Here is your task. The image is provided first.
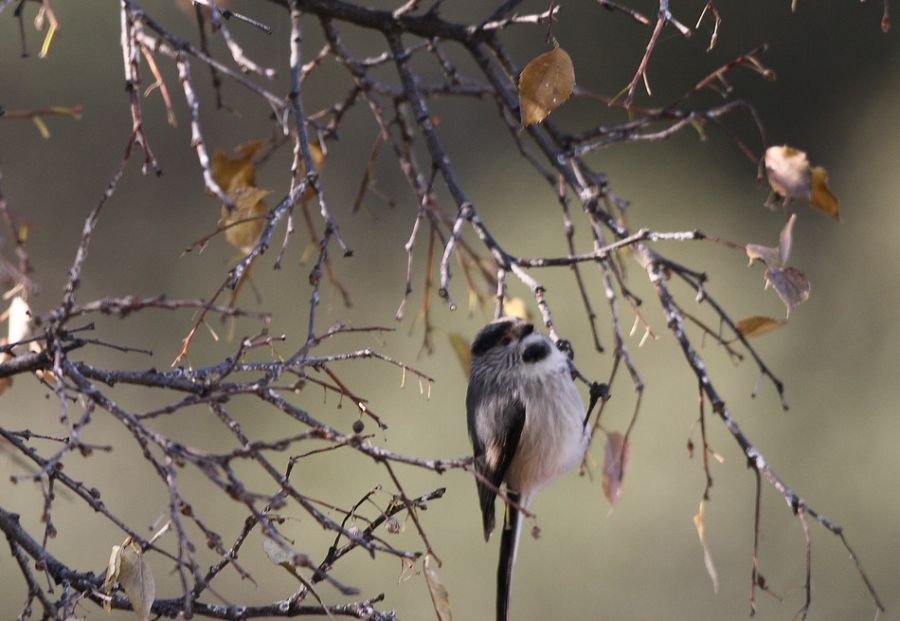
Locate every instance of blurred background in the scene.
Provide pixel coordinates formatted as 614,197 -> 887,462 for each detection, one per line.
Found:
1,1 -> 898,620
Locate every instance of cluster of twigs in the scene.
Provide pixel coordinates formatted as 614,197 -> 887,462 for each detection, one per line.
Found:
0,1 -> 887,619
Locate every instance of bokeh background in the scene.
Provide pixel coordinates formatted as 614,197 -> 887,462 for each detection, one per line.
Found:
1,1 -> 898,620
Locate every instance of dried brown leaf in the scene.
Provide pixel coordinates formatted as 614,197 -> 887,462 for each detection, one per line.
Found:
810,166 -> 841,221
745,243 -> 781,269
764,266 -> 811,317
423,555 -> 453,621
212,141 -> 264,192
601,431 -> 630,506
765,145 -> 811,201
747,214 -> 796,269
113,539 -> 155,621
399,557 -> 419,584
694,500 -> 719,593
101,543 -> 123,612
735,316 -> 786,338
220,187 -> 270,253
518,46 -> 575,127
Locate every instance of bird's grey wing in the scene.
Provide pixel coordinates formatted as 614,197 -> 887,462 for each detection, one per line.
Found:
466,381 -> 526,541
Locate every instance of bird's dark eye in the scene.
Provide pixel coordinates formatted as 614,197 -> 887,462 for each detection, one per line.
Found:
499,335 -> 512,346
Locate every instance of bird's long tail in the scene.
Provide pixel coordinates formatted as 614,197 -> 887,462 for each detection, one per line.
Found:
497,490 -> 523,621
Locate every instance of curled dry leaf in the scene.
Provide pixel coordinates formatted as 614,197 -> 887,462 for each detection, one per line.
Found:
735,316 -> 786,338
810,166 -> 841,221
764,266 -> 811,317
746,212 -> 789,270
263,534 -> 297,567
103,538 -> 155,621
220,187 -> 270,254
765,145 -> 811,202
601,431 -> 630,506
119,542 -> 156,621
423,555 -> 453,621
399,557 -> 419,584
101,543 -> 123,612
693,500 -> 719,594
745,243 -> 781,269
764,145 -> 841,220
518,46 -> 575,127
746,215 -> 810,315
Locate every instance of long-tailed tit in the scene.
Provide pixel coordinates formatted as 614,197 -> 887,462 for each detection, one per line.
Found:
466,317 -> 588,621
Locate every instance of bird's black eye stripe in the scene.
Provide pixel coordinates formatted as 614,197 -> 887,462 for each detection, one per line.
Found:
472,321 -> 515,356
522,341 -> 550,363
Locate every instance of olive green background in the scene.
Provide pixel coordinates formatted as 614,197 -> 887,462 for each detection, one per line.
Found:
1,2 -> 898,620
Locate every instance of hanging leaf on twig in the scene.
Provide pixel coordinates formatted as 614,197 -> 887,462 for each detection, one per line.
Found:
764,145 -> 841,220
735,316 -> 786,339
746,214 -> 811,317
764,266 -> 811,317
102,538 -> 156,621
601,431 -> 630,506
423,555 -> 453,621
219,187 -> 270,254
694,500 -> 719,593
810,166 -> 840,221
518,46 -> 575,127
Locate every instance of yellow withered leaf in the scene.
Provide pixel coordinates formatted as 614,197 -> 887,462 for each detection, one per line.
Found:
503,297 -> 531,321
735,316 -> 786,338
810,166 -> 841,221
220,187 -> 270,253
447,333 -> 472,377
212,141 -> 264,192
694,500 -> 719,594
518,46 -> 575,127
601,431 -> 630,506
423,555 -> 453,621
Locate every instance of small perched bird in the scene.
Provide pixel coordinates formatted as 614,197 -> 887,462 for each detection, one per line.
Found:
466,317 -> 588,621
